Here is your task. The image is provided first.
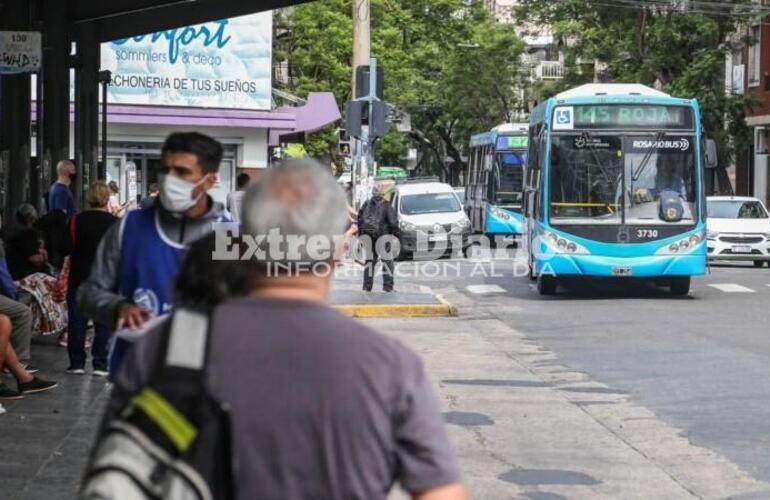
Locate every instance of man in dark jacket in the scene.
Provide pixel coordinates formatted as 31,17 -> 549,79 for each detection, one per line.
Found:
357,185 -> 399,292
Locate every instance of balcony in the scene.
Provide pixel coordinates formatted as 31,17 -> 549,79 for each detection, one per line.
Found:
532,61 -> 564,80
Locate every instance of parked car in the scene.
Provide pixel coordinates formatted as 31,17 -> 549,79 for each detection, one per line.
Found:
707,196 -> 770,267
392,180 -> 471,258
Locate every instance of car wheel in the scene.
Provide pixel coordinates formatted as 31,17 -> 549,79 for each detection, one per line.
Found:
753,260 -> 766,268
670,276 -> 691,296
537,274 -> 557,296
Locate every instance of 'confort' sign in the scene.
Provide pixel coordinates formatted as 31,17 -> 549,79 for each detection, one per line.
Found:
101,11 -> 272,110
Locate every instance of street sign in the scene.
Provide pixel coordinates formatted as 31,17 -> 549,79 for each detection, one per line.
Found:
0,31 -> 42,74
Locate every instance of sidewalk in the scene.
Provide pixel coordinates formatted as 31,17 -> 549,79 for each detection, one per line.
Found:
331,263 -> 456,317
376,314 -> 770,499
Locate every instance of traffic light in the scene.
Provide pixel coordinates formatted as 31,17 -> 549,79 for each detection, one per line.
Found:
355,65 -> 384,100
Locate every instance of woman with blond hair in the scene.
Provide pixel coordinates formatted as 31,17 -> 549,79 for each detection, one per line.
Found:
65,182 -> 117,376
106,181 -> 128,217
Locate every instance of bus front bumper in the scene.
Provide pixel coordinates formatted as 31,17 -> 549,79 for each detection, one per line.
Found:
535,253 -> 707,278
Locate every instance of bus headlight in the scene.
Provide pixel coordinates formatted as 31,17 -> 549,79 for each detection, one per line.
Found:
656,231 -> 704,255
540,230 -> 589,254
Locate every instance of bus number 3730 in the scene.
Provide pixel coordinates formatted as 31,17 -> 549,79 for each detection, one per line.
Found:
637,229 -> 659,239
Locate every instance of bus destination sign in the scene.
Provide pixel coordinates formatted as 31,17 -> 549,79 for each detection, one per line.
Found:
498,136 -> 529,149
553,105 -> 693,130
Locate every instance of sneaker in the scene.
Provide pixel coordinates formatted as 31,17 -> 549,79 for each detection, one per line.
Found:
18,377 -> 58,394
92,369 -> 109,378
66,367 -> 86,375
0,403 -> 6,415
3,363 -> 39,375
0,383 -> 24,400
57,332 -> 68,347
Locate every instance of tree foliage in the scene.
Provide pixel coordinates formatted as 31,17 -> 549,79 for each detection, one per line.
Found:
515,0 -> 756,165
274,0 -> 525,180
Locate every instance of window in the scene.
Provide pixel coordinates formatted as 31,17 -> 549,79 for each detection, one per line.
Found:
749,25 -> 761,87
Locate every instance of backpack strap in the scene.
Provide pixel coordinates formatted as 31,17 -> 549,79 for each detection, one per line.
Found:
130,308 -> 213,454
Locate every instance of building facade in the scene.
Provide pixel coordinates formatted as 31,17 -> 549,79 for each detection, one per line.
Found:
726,16 -> 770,205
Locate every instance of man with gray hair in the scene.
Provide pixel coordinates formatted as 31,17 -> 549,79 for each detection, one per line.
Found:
48,160 -> 77,216
106,159 -> 467,500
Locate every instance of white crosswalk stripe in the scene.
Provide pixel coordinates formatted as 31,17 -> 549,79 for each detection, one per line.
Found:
708,284 -> 756,293
466,285 -> 507,295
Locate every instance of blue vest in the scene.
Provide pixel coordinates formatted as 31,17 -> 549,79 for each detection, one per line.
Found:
119,206 -> 185,316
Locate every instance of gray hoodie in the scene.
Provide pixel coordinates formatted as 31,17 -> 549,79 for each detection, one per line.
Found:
77,196 -> 229,326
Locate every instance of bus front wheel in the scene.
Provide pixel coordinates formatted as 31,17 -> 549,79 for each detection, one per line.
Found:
670,276 -> 691,297
537,274 -> 557,296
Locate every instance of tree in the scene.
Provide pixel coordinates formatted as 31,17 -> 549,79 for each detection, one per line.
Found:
274,0 -> 525,180
515,0 -> 757,167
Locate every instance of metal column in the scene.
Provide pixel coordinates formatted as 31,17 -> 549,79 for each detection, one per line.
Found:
73,22 -> 99,209
41,0 -> 71,204
0,0 -> 32,219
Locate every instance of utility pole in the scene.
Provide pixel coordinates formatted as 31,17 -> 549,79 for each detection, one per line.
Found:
352,0 -> 370,95
351,0 -> 370,209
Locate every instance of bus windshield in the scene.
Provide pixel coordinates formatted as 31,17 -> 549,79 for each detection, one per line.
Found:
496,151 -> 526,205
550,134 -> 697,224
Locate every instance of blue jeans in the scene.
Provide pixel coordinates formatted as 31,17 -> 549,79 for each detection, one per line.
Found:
67,288 -> 111,370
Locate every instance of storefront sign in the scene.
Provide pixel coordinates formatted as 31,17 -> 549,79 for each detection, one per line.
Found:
0,31 -> 42,74
101,11 -> 272,110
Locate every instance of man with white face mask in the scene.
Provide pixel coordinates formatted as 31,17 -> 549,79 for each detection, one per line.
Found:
78,133 -> 231,346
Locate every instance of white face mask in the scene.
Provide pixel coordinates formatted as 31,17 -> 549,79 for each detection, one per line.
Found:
159,174 -> 208,213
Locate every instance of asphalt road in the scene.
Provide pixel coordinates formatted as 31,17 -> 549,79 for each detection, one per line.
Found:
374,253 -> 770,481
368,252 -> 770,485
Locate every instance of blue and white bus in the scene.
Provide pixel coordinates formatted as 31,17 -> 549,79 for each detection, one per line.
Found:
466,123 -> 529,239
524,84 -> 711,296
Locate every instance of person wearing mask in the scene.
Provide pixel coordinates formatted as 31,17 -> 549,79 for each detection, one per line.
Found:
226,172 -> 250,223
357,184 -> 400,292
102,160 -> 468,500
78,132 -> 231,373
48,160 -> 78,216
139,183 -> 160,209
65,182 -> 117,376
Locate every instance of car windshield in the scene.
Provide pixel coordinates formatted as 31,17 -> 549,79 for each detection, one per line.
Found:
401,193 -> 462,215
708,200 -> 769,219
496,151 -> 526,205
550,134 -> 697,224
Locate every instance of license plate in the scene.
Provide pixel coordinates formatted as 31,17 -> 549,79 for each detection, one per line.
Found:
429,233 -> 448,242
613,266 -> 632,277
732,245 -> 752,254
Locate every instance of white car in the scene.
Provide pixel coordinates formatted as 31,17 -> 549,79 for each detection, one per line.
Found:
707,196 -> 770,267
392,181 -> 472,257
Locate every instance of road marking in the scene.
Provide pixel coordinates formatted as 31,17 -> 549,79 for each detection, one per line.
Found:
708,284 -> 756,293
466,285 -> 507,295
419,285 -> 433,294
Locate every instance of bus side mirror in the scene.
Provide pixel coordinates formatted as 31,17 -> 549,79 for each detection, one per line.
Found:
705,139 -> 718,169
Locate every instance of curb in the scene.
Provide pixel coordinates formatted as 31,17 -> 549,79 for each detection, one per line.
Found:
334,295 -> 458,318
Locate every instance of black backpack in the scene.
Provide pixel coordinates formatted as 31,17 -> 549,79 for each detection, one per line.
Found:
359,198 -> 383,235
81,309 -> 234,500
